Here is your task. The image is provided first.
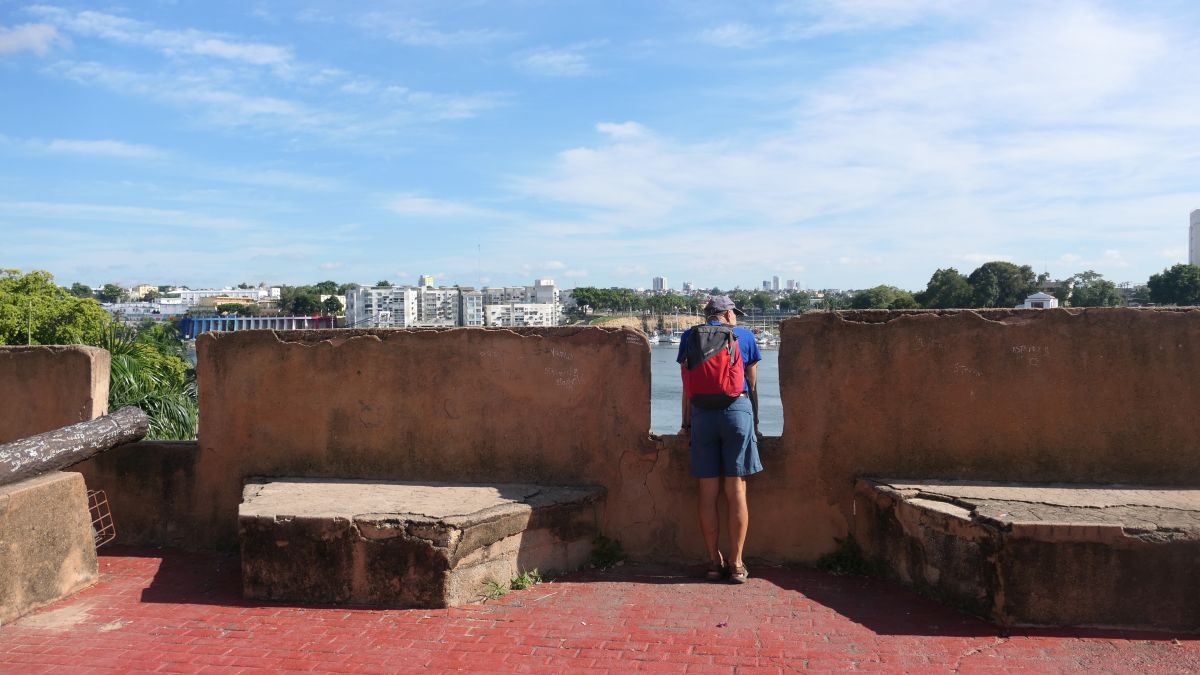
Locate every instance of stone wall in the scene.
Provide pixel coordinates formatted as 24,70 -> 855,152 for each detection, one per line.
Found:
0,346 -> 109,443
189,328 -> 653,548
73,309 -> 1200,563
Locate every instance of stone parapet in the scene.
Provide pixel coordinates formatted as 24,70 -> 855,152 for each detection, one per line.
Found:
0,346 -> 109,444
0,472 -> 98,625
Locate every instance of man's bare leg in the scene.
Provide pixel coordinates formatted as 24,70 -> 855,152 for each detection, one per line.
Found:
697,477 -> 722,565
723,476 -> 749,568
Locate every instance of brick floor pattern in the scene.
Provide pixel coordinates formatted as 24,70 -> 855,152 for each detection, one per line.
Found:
1,548 -> 1197,673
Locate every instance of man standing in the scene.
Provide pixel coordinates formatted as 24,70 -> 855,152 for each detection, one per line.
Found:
678,295 -> 762,584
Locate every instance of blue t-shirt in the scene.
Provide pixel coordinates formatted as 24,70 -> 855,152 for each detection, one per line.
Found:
676,320 -> 762,393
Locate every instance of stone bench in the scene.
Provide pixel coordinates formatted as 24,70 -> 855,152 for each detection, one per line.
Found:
238,478 -> 605,608
854,478 -> 1200,632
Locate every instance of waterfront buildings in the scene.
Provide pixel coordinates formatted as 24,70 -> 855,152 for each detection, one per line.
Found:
173,287 -> 279,306
345,278 -> 562,328
1191,209 -> 1199,266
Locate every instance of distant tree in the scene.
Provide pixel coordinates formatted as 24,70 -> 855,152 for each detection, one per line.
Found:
918,268 -> 972,308
321,296 -> 343,316
851,285 -> 918,309
240,303 -> 262,316
1148,264 -> 1200,305
157,285 -> 172,294
237,282 -> 253,289
97,283 -> 125,303
291,294 -> 321,315
376,280 -> 393,287
313,280 -> 339,295
747,291 -> 774,312
818,290 -> 852,310
967,261 -> 1036,308
1064,270 -> 1123,307
0,269 -> 110,345
216,303 -> 248,315
68,282 -> 93,298
777,290 -> 811,312
337,282 -> 360,296
142,289 -> 161,302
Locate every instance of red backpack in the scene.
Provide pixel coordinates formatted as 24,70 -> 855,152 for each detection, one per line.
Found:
682,325 -> 744,409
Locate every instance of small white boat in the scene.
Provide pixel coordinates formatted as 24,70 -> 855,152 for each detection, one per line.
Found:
667,330 -> 684,344
646,332 -> 661,344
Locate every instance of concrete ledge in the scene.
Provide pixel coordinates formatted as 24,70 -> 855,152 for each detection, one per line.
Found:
0,472 -> 98,626
239,478 -> 605,608
854,478 -> 1200,632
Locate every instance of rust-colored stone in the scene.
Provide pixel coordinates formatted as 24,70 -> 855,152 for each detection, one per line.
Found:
0,346 -> 109,444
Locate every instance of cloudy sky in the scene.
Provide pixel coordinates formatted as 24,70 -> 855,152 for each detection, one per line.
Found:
2,0 -> 1198,291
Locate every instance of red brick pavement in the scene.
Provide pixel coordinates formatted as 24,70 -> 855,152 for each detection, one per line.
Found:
0,548 -> 1196,673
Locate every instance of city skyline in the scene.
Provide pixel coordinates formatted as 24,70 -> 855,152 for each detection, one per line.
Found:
2,2 -> 1199,290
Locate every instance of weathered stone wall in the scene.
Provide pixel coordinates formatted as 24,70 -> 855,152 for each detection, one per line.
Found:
190,328 -> 654,548
0,346 -> 109,443
0,472 -> 98,625
72,309 -> 1200,564
776,308 -> 1200,558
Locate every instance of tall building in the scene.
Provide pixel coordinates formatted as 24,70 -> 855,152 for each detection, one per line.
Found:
1191,209 -> 1200,266
786,279 -> 796,290
682,281 -> 693,292
772,276 -> 780,292
418,274 -> 435,288
652,276 -> 668,292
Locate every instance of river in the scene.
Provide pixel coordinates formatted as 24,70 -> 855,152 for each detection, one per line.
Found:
649,343 -> 783,436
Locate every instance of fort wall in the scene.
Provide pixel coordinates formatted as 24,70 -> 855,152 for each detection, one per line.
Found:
40,308 -> 1200,561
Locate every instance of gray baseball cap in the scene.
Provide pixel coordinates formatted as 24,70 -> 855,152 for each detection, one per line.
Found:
704,295 -> 745,316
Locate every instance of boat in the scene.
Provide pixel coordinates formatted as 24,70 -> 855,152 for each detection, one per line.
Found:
667,330 -> 684,345
646,332 -> 660,345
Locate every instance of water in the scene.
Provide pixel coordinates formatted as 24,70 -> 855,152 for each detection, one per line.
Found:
649,343 -> 783,436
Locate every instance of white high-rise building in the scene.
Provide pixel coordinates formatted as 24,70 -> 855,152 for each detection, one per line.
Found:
772,276 -> 780,291
1191,209 -> 1200,266
652,276 -> 668,292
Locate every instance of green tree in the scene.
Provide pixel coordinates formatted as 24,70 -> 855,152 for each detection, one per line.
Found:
97,283 -> 125,303
0,269 -> 110,345
1065,270 -> 1123,307
778,290 -> 811,312
216,303 -> 250,315
1148,264 -> 1200,305
747,291 -> 774,312
337,282 -> 360,296
967,262 -> 1036,308
376,280 -> 393,287
918,268 -> 972,308
101,326 -> 197,440
69,282 -> 93,298
313,280 -> 339,295
142,288 -> 161,302
321,296 -> 343,316
851,285 -> 918,309
291,294 -> 321,315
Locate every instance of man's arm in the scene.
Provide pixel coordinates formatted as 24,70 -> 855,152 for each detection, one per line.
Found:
747,361 -> 760,435
680,363 -> 691,434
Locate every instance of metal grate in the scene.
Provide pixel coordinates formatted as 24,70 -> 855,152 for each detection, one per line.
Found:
87,489 -> 116,548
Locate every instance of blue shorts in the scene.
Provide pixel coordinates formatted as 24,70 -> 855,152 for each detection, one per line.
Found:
689,395 -> 763,479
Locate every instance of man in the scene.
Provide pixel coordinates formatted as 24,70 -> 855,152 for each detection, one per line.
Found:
677,295 -> 762,584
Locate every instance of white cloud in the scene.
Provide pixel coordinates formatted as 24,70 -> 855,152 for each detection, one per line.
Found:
0,200 -> 255,230
699,22 -> 762,48
0,22 -> 65,55
517,47 -> 591,77
319,262 -> 343,270
385,194 -> 497,219
596,121 -> 648,139
29,7 -> 293,68
357,13 -> 510,47
43,138 -> 164,159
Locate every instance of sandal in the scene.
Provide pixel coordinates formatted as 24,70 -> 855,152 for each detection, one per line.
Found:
705,556 -> 727,582
729,563 -> 749,584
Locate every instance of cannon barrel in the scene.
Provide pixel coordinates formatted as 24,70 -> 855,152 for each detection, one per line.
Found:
0,406 -> 150,487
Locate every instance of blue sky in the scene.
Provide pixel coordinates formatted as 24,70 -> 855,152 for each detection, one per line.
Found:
2,1 -> 1199,291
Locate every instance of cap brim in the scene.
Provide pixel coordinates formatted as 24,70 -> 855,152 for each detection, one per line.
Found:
731,307 -> 746,316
